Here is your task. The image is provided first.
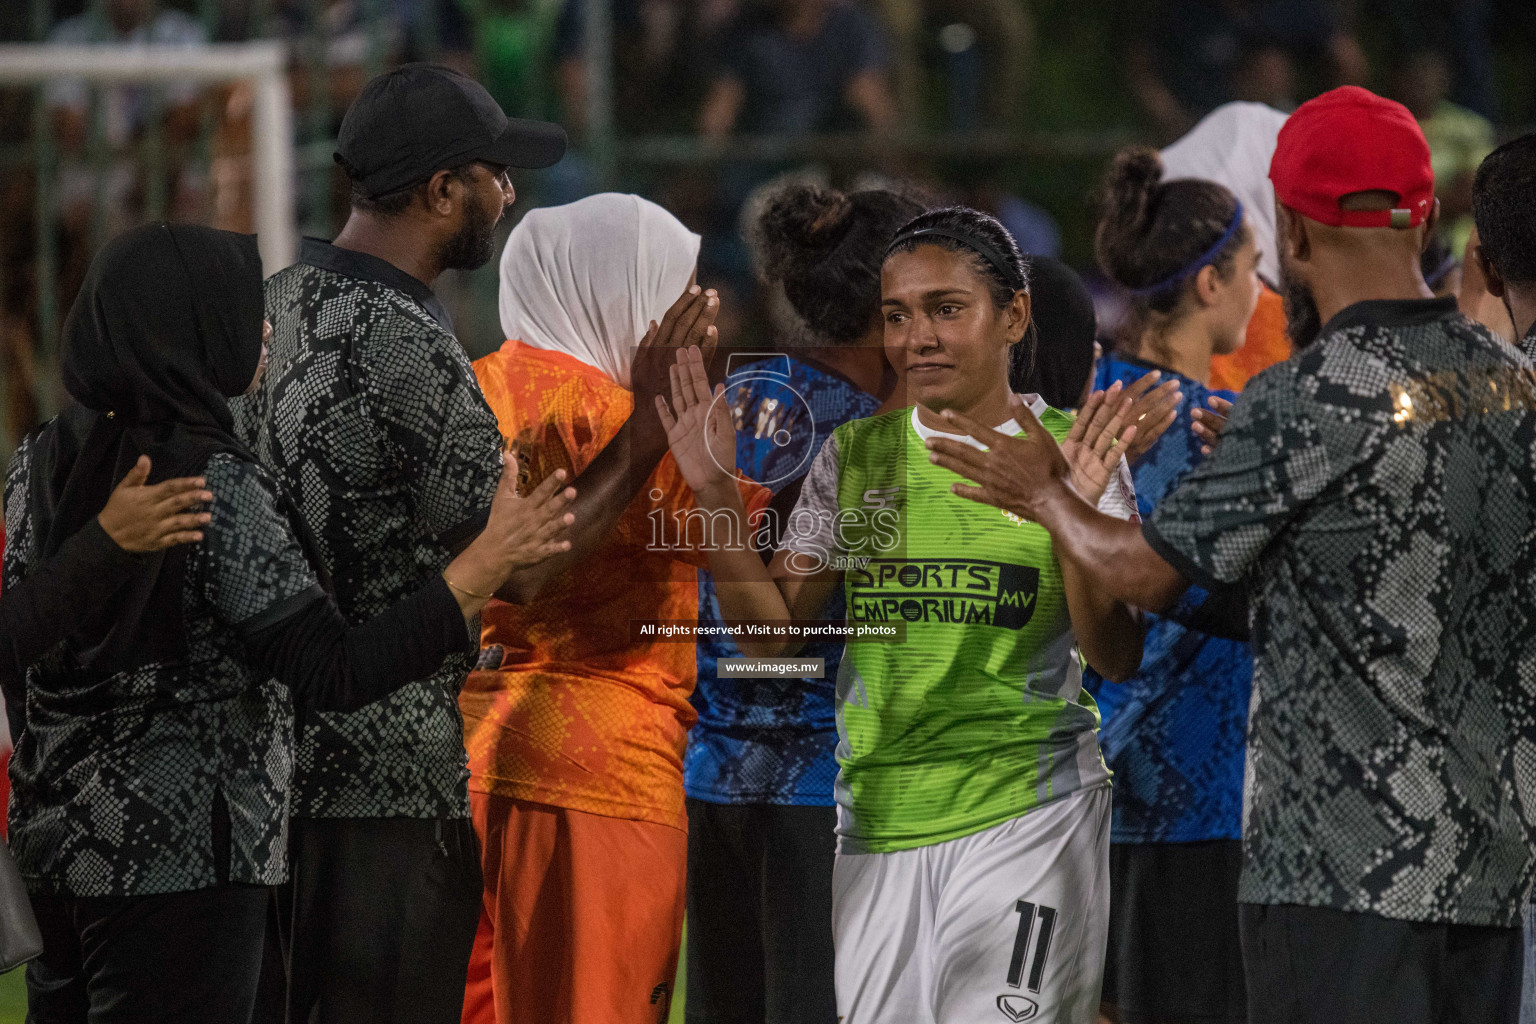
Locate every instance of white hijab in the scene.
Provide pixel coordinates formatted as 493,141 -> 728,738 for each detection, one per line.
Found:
498,193 -> 701,390
1161,101 -> 1290,289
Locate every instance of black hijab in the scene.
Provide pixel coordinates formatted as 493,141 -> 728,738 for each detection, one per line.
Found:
27,223 -> 318,678
1008,255 -> 1099,410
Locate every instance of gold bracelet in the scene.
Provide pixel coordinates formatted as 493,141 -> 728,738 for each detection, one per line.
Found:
442,574 -> 494,601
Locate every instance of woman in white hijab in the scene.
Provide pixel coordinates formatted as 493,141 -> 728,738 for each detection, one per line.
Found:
498,192 -> 703,388
462,193 -> 768,1024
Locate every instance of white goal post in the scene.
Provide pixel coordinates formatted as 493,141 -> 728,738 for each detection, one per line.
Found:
0,41 -> 297,275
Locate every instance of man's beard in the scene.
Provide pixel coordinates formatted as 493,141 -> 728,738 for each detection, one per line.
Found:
1279,267 -> 1324,349
436,190 -> 501,272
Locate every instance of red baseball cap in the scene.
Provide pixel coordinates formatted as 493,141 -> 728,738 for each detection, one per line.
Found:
1269,86 -> 1434,229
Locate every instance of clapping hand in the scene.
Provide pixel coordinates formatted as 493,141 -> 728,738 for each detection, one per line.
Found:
1190,395 -> 1232,455
441,455 -> 578,614
655,346 -> 736,499
1116,370 -> 1182,464
1059,384 -> 1139,505
632,285 -> 719,403
924,395 -> 1078,522
482,455 -> 577,572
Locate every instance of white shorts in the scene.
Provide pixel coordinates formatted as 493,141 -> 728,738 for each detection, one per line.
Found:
832,785 -> 1111,1024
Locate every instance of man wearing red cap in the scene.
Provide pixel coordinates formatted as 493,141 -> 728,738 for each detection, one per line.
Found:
924,86 -> 1536,1023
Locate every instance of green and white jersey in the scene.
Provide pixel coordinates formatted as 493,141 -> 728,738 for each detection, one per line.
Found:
782,401 -> 1137,853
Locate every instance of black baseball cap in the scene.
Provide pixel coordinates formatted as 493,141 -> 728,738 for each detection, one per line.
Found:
335,63 -> 567,198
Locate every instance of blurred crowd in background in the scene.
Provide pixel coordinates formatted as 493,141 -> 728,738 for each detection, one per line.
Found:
2,0 -> 1536,454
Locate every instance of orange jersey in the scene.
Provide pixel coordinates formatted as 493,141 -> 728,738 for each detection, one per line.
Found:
461,341 -> 769,831
1210,285 -> 1290,393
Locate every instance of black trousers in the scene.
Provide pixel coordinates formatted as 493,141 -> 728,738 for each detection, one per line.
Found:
684,799 -> 837,1024
25,883 -> 269,1024
1241,902 -> 1523,1024
253,816 -> 483,1024
1102,840 -> 1247,1024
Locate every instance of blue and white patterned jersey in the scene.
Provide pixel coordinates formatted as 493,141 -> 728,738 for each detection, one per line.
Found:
1084,353 -> 1253,843
685,354 -> 880,806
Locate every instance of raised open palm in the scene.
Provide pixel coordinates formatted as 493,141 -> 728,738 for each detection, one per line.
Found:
632,285 -> 719,401
481,455 -> 577,571
1059,384 -> 1138,505
655,346 -> 736,494
1118,369 -> 1182,464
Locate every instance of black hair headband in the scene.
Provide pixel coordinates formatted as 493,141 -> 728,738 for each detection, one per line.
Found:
886,226 -> 1027,292
1127,201 -> 1245,298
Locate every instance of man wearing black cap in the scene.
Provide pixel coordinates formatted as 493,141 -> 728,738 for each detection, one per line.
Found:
236,64 -> 716,1023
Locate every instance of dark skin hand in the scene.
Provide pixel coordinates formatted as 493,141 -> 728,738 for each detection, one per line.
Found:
910,395 -> 1145,683
1190,394 -> 1233,455
488,284 -> 721,604
97,455 -> 214,551
924,394 -> 1189,614
444,459 -> 578,619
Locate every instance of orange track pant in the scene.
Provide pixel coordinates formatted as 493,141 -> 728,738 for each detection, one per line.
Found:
461,792 -> 687,1024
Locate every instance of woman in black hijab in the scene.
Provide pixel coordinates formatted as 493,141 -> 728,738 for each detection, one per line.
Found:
1008,254 -> 1101,409
1,223 -> 575,1023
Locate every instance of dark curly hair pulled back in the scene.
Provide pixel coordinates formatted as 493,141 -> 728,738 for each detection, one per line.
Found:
883,206 -> 1034,390
757,183 -> 926,346
1094,146 -> 1243,318
883,206 -> 1029,308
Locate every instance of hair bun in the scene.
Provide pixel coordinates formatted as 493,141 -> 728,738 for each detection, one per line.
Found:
759,184 -> 855,283
1103,147 -> 1164,235
1094,143 -> 1242,313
